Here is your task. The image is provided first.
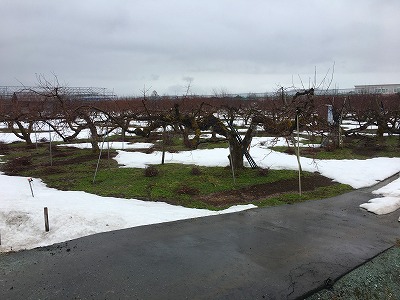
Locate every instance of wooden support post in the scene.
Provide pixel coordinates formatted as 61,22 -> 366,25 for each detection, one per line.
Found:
44,207 -> 49,232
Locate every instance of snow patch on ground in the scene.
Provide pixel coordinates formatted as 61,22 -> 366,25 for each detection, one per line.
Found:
115,147 -> 400,190
372,177 -> 400,197
360,177 -> 400,216
359,197 -> 400,215
59,142 -> 154,150
115,148 -> 231,168
0,173 -> 255,252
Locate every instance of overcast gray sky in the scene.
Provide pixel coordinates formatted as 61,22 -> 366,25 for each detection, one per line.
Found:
1,0 -> 399,96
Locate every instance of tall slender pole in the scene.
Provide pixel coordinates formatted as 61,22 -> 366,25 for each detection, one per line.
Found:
122,128 -> 125,150
106,126 -> 109,157
106,126 -> 110,169
34,123 -> 38,149
296,111 -> 302,195
228,142 -> 236,185
93,134 -> 106,184
161,125 -> 166,165
48,124 -> 53,166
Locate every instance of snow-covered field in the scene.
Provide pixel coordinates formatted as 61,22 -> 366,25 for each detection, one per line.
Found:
1,133 -> 400,253
0,174 -> 255,252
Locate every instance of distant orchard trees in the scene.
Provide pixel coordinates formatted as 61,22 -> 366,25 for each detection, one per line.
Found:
1,77 -> 399,169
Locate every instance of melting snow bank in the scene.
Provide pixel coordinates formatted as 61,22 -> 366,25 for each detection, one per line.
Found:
114,148 -> 400,222
0,173 -> 255,252
360,197 -> 400,215
359,177 -> 400,220
115,148 -> 400,189
59,142 -> 154,150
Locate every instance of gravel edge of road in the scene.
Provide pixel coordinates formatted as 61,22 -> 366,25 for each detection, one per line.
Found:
305,243 -> 400,300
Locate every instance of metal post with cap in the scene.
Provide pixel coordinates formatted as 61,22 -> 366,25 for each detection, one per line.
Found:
27,178 -> 34,197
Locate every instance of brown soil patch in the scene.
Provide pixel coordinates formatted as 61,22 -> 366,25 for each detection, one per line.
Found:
194,173 -> 335,207
0,142 -> 10,154
1,156 -> 32,174
351,144 -> 387,157
1,147 -> 117,175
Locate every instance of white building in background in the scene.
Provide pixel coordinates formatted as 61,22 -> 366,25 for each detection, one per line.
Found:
354,84 -> 400,94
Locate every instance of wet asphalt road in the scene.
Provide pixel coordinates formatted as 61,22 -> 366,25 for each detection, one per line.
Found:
1,178 -> 399,300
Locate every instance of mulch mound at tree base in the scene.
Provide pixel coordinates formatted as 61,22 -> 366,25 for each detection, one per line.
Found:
194,173 -> 336,207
